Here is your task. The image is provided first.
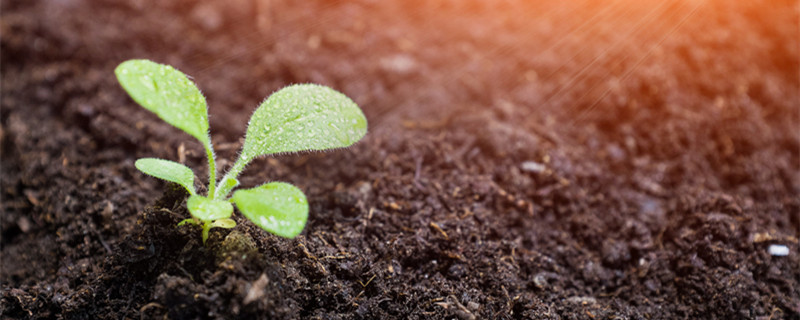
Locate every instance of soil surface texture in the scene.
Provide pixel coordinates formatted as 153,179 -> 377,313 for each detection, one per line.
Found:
2,0 -> 799,319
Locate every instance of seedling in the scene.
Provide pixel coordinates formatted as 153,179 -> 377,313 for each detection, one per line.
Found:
116,59 -> 367,243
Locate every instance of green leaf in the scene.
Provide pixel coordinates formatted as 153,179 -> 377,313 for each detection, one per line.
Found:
240,84 -> 367,161
232,182 -> 308,238
222,177 -> 240,196
135,158 -> 196,195
177,218 -> 199,226
212,218 -> 237,229
188,195 -> 233,221
115,59 -> 211,145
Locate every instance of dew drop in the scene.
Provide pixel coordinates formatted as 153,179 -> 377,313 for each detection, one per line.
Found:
140,75 -> 156,91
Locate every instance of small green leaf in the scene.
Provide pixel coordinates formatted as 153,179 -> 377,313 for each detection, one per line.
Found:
115,59 -> 211,145
135,158 -> 196,195
188,195 -> 233,221
212,218 -> 237,229
232,182 -> 308,238
178,218 -> 199,226
223,177 -> 240,195
240,84 -> 367,161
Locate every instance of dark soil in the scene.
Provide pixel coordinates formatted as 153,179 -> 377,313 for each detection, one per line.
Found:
2,0 -> 799,319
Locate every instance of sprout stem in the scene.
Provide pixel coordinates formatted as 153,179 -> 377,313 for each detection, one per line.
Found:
205,141 -> 217,196
202,221 -> 211,244
214,155 -> 249,199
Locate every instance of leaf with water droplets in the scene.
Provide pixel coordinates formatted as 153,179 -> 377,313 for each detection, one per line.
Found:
115,60 -> 211,145
135,158 -> 196,195
188,195 -> 233,221
232,182 -> 308,238
240,84 -> 367,161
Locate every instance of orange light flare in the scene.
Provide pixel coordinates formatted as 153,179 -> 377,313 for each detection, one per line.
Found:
370,0 -> 796,126
185,0 -> 796,131
341,0 -> 717,126
427,0 -> 711,120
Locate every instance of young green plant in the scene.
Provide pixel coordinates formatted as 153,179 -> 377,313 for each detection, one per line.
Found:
116,59 -> 367,243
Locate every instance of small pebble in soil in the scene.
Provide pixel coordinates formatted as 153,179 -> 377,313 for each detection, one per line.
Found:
768,244 -> 790,256
520,161 -> 546,173
379,54 -> 417,74
566,296 -> 597,305
243,274 -> 270,305
215,230 -> 258,263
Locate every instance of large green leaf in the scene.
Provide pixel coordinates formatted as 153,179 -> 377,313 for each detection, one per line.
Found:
188,195 -> 233,221
232,182 -> 308,238
115,59 -> 210,145
135,158 -> 196,195
240,84 -> 367,161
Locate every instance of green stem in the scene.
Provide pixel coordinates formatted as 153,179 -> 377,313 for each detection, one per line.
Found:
214,155 -> 249,199
205,141 -> 217,197
202,221 -> 211,244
